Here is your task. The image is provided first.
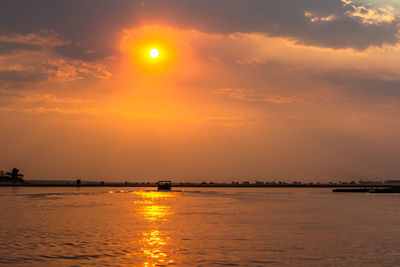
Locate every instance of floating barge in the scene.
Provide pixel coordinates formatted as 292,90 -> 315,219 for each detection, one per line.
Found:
333,187 -> 400,193
333,188 -> 371,193
369,187 -> 400,193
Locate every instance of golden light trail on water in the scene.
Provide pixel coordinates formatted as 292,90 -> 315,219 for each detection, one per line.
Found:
130,190 -> 178,266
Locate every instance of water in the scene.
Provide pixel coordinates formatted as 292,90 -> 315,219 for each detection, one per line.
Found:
0,187 -> 399,266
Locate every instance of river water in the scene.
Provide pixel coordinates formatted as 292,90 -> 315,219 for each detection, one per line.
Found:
0,187 -> 399,266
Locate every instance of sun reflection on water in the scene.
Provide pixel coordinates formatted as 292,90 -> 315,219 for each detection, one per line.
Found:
141,230 -> 174,266
132,190 -> 178,199
132,190 -> 179,266
141,205 -> 172,221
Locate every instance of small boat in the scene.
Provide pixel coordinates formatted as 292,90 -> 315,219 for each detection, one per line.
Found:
157,180 -> 172,191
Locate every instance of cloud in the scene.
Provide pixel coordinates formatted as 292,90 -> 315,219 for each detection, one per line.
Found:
0,89 -> 95,104
0,28 -> 111,88
0,69 -> 47,83
0,59 -> 111,87
42,59 -> 112,82
0,30 -> 70,55
213,88 -> 302,104
202,115 -> 255,126
0,106 -> 161,120
236,57 -> 266,65
0,42 -> 112,88
137,0 -> 399,50
0,89 -> 97,117
0,89 -> 161,119
304,11 -> 337,23
0,30 -> 69,46
342,0 -> 396,24
314,68 -> 400,97
0,0 -> 398,60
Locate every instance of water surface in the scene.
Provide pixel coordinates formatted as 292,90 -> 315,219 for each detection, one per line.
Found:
0,187 -> 399,266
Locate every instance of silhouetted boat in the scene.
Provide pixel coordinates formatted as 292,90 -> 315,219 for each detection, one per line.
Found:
157,180 -> 172,191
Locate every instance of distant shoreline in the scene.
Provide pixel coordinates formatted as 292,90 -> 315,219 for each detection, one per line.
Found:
0,183 -> 396,188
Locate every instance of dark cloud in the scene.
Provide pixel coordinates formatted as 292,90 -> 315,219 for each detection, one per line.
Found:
0,0 -> 398,62
0,0 -> 140,60
142,0 -> 399,49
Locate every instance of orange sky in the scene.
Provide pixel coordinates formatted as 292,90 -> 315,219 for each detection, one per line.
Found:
1,1 -> 400,181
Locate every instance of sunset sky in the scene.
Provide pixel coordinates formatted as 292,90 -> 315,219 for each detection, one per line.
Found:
1,0 -> 400,181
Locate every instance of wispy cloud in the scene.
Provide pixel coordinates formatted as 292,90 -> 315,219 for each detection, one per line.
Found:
0,89 -> 160,119
213,88 -> 302,104
202,115 -> 255,126
0,30 -> 70,47
236,57 -> 266,65
0,106 -> 161,120
42,59 -> 112,82
0,89 -> 95,104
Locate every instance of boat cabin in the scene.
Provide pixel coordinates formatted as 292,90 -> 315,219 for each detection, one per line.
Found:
157,180 -> 172,191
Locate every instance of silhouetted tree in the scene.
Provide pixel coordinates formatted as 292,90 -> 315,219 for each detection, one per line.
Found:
6,168 -> 24,182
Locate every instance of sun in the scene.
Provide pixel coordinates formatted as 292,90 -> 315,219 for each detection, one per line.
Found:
149,48 -> 159,59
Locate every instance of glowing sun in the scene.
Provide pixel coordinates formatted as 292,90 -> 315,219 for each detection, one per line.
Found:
149,48 -> 159,59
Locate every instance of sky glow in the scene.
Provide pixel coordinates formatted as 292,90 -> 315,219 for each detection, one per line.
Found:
1,0 -> 400,181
